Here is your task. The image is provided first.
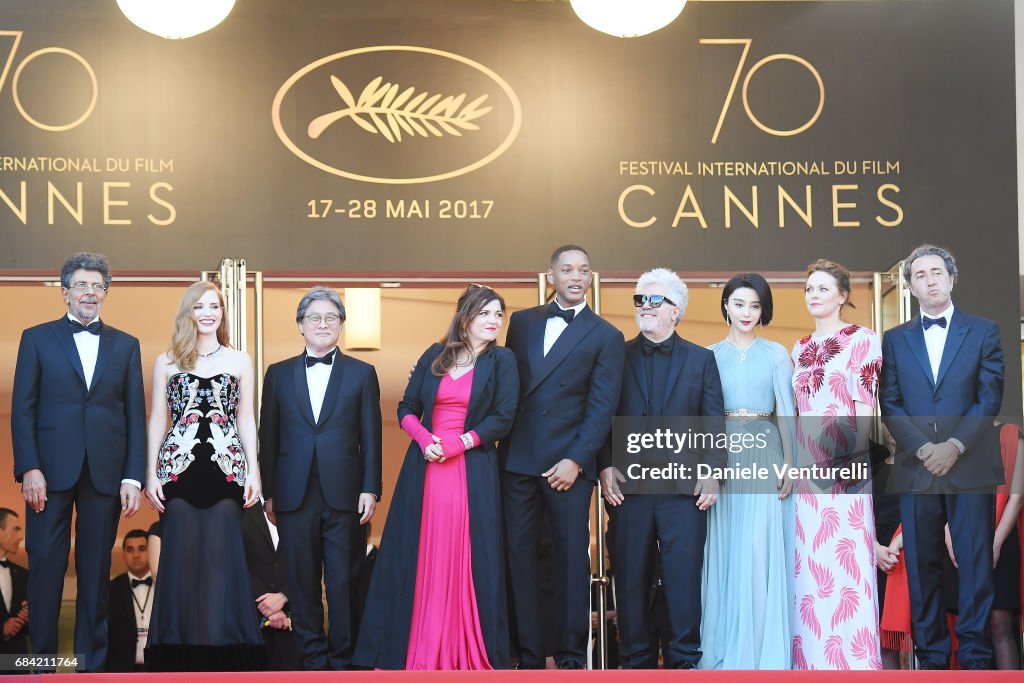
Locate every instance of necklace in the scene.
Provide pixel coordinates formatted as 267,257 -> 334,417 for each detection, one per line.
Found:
729,336 -> 757,363
197,344 -> 222,358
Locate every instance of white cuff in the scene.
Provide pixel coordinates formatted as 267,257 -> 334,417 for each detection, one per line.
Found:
121,478 -> 142,490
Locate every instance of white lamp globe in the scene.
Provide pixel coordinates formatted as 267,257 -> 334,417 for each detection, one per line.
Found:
570,0 -> 687,38
116,0 -> 236,40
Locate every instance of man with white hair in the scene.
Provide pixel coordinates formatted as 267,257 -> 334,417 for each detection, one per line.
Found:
599,268 -> 724,669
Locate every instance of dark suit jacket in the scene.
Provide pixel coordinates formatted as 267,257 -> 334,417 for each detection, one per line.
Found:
106,573 -> 141,671
880,309 -> 1004,491
242,502 -> 290,602
0,561 -> 29,655
499,305 -> 625,479
600,333 -> 726,473
259,349 -> 382,513
11,317 -> 146,493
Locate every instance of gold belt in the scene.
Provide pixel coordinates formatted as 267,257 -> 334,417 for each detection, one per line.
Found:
724,409 -> 772,420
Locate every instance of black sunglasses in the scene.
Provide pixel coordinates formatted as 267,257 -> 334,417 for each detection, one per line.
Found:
633,294 -> 676,308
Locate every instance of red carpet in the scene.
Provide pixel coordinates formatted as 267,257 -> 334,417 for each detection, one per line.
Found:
24,671 -> 1024,681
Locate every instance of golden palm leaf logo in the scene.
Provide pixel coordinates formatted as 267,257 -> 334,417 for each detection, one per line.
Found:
308,75 -> 492,143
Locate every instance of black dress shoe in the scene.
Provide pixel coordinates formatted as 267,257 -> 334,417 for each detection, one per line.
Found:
961,661 -> 990,670
556,660 -> 585,669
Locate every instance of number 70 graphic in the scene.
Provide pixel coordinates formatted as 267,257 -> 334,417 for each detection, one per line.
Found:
0,30 -> 98,132
701,38 -> 825,144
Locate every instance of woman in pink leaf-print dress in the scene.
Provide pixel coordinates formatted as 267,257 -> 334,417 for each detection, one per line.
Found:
790,260 -> 883,670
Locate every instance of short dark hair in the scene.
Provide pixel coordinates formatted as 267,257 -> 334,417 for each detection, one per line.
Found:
122,529 -> 148,549
61,252 -> 111,289
550,244 -> 589,267
0,508 -> 17,529
902,244 -> 958,284
721,273 -> 774,326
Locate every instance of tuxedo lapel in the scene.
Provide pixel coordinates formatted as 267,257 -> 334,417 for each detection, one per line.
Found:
934,311 -> 968,391
904,319 -> 935,389
316,349 -> 347,427
525,307 -> 599,397
88,324 -> 115,394
291,355 -> 316,427
49,319 -> 87,389
253,502 -> 275,550
662,337 -> 689,412
626,339 -> 649,407
525,309 -> 545,376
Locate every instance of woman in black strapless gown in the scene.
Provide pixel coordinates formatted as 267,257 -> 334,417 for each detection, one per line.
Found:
144,281 -> 265,671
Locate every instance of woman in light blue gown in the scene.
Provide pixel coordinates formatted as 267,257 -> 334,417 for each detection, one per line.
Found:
701,273 -> 795,669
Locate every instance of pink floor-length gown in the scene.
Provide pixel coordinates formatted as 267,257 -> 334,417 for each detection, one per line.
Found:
791,324 -> 883,670
405,370 -> 492,670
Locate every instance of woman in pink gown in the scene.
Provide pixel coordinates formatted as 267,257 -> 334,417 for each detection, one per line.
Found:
791,259 -> 883,670
354,285 -> 519,670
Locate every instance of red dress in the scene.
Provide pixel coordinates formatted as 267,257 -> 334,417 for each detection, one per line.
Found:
403,371 -> 492,670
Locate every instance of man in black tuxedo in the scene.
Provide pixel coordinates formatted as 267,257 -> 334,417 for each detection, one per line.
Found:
500,245 -> 625,669
11,252 -> 146,671
106,529 -> 151,672
599,268 -> 724,669
880,244 -> 1004,669
0,509 -> 29,659
243,501 -> 303,670
259,286 -> 382,670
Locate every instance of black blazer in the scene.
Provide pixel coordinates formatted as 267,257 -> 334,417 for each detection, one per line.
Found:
880,309 -> 1004,491
11,317 -> 147,493
242,502 -> 290,602
599,333 -> 726,473
106,572 -> 143,671
0,560 -> 28,656
499,305 -> 625,479
259,350 -> 382,513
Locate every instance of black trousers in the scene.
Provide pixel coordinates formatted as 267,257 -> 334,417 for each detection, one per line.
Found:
276,468 -> 363,671
502,471 -> 592,668
608,494 -> 706,669
26,462 -> 120,672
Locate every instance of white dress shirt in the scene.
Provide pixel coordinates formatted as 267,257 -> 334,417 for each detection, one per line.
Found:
66,314 -> 142,491
0,556 -> 12,613
305,348 -> 335,423
921,303 -> 965,453
129,572 -> 153,665
67,312 -> 100,388
922,303 -> 954,383
543,299 -> 588,356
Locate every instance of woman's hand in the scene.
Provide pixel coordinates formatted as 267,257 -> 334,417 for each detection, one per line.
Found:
424,435 -> 445,463
145,477 -> 165,513
777,462 -> 794,500
243,473 -> 262,509
875,541 -> 898,573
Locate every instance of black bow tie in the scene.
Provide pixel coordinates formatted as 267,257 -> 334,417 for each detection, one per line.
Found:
922,316 -> 947,330
131,577 -> 152,588
642,337 -> 673,356
68,318 -> 102,335
547,302 -> 575,324
305,350 -> 335,368
0,559 -> 10,569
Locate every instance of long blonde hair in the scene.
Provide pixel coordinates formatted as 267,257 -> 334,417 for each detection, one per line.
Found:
169,281 -> 230,371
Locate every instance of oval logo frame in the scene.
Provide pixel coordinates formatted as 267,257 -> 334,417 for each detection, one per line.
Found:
271,45 -> 522,185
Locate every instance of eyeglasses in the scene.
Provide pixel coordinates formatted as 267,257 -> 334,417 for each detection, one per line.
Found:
70,282 -> 108,293
303,313 -> 342,326
633,294 -> 676,308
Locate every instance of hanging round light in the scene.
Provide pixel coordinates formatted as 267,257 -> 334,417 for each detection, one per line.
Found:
115,0 -> 236,40
570,0 -> 687,38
